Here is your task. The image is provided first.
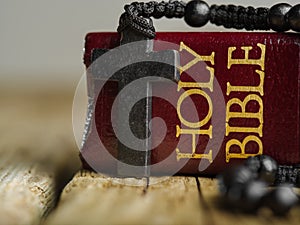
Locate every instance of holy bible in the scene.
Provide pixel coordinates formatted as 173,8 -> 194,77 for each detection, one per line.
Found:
80,32 -> 300,176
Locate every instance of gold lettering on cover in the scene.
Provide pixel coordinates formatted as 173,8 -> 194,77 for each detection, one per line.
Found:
226,94 -> 263,137
226,124 -> 263,138
179,41 -> 215,74
176,125 -> 213,162
177,89 -> 213,128
227,70 -> 265,96
227,43 -> 266,70
176,42 -> 215,163
225,135 -> 263,162
178,66 -> 215,92
225,43 -> 266,162
176,150 -> 213,162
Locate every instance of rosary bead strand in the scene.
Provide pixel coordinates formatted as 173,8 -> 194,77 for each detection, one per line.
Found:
118,0 -> 300,38
218,155 -> 300,216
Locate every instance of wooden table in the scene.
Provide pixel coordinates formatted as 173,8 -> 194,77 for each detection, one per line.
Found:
0,87 -> 299,225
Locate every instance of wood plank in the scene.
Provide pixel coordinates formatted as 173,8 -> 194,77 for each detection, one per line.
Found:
46,172 -> 300,225
0,91 -> 80,225
0,155 -> 56,225
197,177 -> 300,225
45,171 -> 205,225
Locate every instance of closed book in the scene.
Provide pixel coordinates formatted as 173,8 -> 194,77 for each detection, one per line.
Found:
81,32 -> 300,176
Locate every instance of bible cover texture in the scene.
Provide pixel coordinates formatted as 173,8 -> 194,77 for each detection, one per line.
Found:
81,32 -> 300,176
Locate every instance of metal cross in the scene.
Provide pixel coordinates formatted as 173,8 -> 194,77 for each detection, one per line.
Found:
91,26 -> 179,178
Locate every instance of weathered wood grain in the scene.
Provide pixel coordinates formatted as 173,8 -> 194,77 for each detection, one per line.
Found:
45,171 -> 203,225
45,172 -> 300,225
0,90 -> 80,225
0,156 -> 56,225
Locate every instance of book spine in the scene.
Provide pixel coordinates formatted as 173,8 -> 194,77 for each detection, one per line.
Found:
81,32 -> 300,176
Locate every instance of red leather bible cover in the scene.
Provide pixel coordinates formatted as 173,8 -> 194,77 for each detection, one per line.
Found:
81,32 -> 300,176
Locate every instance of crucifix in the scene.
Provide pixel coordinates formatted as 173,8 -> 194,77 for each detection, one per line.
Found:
90,23 -> 179,178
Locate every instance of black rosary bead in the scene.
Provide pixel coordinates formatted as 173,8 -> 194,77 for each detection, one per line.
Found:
219,167 -> 267,212
287,4 -> 300,32
225,180 -> 267,212
218,165 -> 255,194
238,180 -> 267,212
245,156 -> 261,175
245,155 -> 278,185
263,185 -> 299,216
184,0 -> 210,27
218,155 -> 300,215
268,3 -> 291,32
258,155 -> 278,185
